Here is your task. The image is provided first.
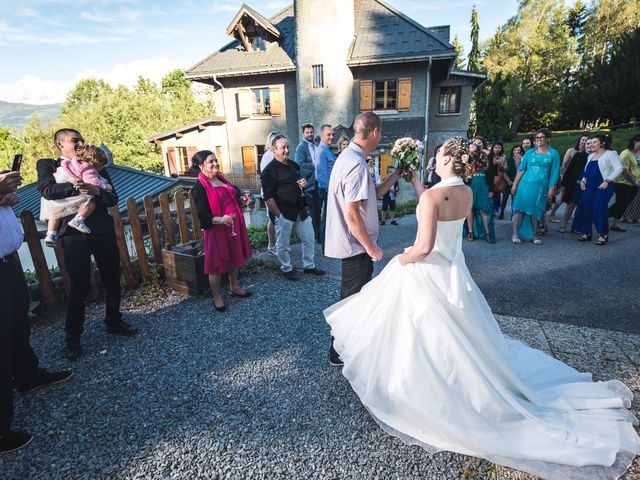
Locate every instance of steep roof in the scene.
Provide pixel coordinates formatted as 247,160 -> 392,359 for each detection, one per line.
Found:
186,6 -> 296,80
13,165 -> 181,219
186,1 -> 455,80
349,0 -> 454,66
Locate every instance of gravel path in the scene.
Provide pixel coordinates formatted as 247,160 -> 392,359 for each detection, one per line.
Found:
1,212 -> 638,479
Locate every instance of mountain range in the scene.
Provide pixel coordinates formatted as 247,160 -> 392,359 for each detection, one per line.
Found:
0,100 -> 61,131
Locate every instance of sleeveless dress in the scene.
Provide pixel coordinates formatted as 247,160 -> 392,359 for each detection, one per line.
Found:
511,148 -> 560,239
324,176 -> 639,480
463,171 -> 495,242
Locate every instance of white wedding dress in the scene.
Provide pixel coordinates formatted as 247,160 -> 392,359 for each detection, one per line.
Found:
324,177 -> 639,479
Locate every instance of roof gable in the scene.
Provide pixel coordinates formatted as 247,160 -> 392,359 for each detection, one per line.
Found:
349,0 -> 454,65
226,4 -> 281,39
186,6 -> 295,80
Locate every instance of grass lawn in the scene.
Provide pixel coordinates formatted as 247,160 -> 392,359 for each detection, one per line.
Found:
503,127 -> 640,157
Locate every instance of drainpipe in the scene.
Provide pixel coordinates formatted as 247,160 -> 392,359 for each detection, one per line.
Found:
212,75 -> 233,173
422,57 -> 432,184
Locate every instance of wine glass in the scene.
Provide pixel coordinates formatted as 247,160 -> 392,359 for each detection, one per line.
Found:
229,213 -> 237,236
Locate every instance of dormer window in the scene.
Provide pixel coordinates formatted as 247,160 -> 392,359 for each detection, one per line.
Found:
251,36 -> 266,51
226,6 -> 282,53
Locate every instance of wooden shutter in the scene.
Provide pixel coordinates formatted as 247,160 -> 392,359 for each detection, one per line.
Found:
215,146 -> 224,172
360,80 -> 373,111
238,89 -> 252,117
242,146 -> 256,174
398,78 -> 411,111
270,87 -> 282,116
380,153 -> 392,180
167,147 -> 177,176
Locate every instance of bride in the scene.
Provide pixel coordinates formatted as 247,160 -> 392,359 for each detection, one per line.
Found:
324,137 -> 639,479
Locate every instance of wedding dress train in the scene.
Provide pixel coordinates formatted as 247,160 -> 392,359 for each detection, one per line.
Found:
324,177 -> 639,479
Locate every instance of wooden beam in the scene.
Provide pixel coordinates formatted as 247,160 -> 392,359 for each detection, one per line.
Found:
154,139 -> 162,145
236,24 -> 252,52
198,124 -> 206,131
175,132 -> 183,138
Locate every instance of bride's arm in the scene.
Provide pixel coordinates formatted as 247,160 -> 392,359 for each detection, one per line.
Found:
409,169 -> 427,197
400,192 -> 437,265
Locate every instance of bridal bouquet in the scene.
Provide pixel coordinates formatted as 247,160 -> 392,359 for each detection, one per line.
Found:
391,137 -> 424,181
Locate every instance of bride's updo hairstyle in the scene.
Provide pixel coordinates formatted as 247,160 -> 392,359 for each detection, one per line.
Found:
441,137 -> 487,182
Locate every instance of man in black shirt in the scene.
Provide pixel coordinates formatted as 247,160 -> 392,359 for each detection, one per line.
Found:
37,128 -> 138,360
261,135 -> 324,280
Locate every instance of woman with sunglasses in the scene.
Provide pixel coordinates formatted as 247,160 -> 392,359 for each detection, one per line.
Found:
510,128 -> 560,245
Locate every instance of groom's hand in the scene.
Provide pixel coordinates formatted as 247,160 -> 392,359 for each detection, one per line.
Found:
366,244 -> 383,262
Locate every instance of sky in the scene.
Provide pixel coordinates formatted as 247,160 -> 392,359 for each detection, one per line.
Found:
0,0 -> 519,105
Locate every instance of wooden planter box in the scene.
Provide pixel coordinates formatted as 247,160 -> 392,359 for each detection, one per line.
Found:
162,240 -> 209,295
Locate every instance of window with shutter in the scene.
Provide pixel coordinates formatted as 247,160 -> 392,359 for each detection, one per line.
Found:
398,78 -> 411,111
242,145 -> 257,174
270,87 -> 282,116
167,147 -> 177,176
360,80 -> 373,111
238,89 -> 252,117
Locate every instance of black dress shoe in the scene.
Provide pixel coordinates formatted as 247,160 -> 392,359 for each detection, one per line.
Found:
303,267 -> 326,276
64,337 -> 82,361
17,370 -> 73,394
106,320 -> 139,336
329,346 -> 344,367
214,302 -> 227,312
0,430 -> 33,454
282,270 -> 299,281
229,289 -> 252,298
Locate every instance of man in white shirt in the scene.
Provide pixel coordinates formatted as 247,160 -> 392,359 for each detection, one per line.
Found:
0,170 -> 72,454
324,112 -> 402,366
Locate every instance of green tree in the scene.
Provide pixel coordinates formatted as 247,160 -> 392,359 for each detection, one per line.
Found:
468,6 -> 481,72
481,0 -> 577,135
20,71 -> 214,181
61,78 -> 112,114
452,35 -> 465,70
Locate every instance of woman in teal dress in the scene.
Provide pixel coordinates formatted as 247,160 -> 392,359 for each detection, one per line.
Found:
464,139 -> 496,242
510,128 -> 560,244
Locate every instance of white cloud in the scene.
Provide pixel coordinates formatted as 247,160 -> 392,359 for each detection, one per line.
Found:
0,57 -> 193,105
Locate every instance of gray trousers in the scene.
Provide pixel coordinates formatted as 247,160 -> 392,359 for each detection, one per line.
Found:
274,215 -> 316,272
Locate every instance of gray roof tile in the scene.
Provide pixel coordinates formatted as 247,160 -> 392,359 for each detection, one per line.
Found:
350,0 -> 454,65
187,1 -> 454,79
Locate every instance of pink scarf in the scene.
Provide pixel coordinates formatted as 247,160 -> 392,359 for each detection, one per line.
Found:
198,172 -> 241,218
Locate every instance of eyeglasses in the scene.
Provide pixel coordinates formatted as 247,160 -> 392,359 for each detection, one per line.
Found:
271,134 -> 286,145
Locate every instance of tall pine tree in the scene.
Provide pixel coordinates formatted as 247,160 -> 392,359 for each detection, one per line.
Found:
468,6 -> 481,71
452,35 -> 465,70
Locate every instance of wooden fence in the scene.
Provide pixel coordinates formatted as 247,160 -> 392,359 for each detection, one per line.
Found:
19,189 -> 204,306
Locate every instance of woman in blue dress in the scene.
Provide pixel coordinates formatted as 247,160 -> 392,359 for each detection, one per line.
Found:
464,138 -> 495,243
510,128 -> 560,245
571,134 -> 623,245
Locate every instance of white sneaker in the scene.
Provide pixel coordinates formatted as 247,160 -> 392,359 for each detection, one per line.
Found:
44,232 -> 58,247
68,217 -> 91,234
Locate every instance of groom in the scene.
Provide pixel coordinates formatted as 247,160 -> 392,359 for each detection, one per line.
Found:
324,112 -> 402,366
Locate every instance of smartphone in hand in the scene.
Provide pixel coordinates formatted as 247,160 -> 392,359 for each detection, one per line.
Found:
11,154 -> 23,172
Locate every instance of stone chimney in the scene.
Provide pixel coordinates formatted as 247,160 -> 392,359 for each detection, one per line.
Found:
294,0 -> 355,138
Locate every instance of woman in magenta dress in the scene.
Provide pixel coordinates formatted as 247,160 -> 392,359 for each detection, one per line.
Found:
191,150 -> 252,312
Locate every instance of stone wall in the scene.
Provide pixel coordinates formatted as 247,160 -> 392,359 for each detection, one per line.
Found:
294,0 -> 355,133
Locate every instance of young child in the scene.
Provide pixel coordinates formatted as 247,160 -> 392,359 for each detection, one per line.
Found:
41,144 -> 111,246
380,166 -> 400,225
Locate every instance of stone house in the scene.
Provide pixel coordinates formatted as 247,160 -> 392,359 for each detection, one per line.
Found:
156,0 -> 484,180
